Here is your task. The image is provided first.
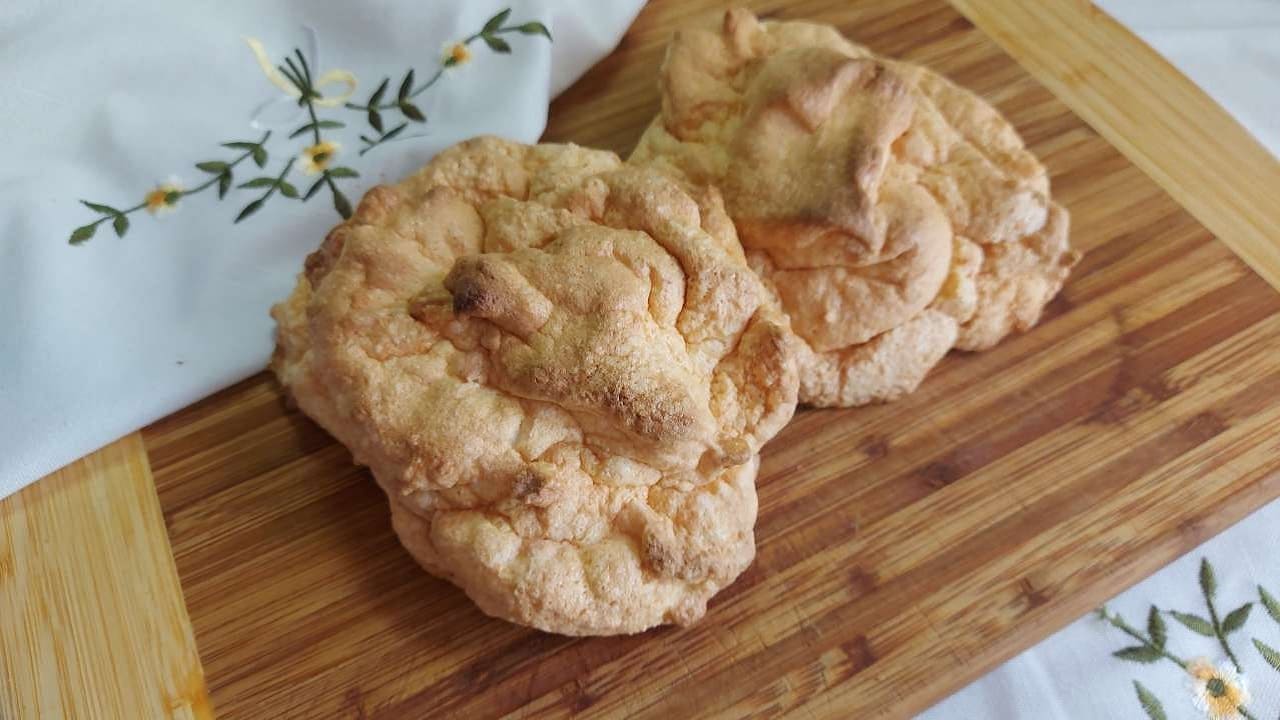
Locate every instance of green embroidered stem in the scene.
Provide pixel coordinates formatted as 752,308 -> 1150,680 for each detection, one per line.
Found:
344,24 -> 543,112
347,7 -> 552,155
185,141 -> 264,197
347,65 -> 445,113
1206,598 -> 1245,674
279,49 -> 354,219
1097,608 -> 1188,668
69,200 -> 148,244
306,95 -> 323,144
69,131 -> 272,244
1198,559 -> 1245,673
350,22 -> 531,112
235,157 -> 296,223
68,16 -> 544,242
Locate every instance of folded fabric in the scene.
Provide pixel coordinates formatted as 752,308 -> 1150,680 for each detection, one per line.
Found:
0,0 -> 644,496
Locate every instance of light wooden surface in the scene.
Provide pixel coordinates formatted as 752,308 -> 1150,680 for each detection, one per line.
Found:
8,0 -> 1280,717
0,433 -> 211,720
135,0 -> 1280,717
950,0 -> 1280,292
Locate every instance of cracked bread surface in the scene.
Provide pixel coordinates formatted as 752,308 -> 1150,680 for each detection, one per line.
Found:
271,136 -> 797,634
631,8 -> 1079,407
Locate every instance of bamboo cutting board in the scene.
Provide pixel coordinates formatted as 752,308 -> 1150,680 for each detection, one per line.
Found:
78,0 -> 1280,717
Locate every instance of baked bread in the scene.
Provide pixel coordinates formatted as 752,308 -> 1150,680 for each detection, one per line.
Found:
271,137 -> 798,634
631,8 -> 1079,406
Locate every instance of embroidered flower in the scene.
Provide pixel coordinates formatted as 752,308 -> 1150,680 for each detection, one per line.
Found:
1187,659 -> 1250,719
67,8 -> 551,242
244,28 -> 357,128
144,177 -> 184,216
443,42 -> 471,67
300,141 -> 340,175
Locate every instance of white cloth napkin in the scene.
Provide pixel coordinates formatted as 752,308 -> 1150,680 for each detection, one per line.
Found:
923,507 -> 1280,719
925,1 -> 1280,717
0,0 -> 644,496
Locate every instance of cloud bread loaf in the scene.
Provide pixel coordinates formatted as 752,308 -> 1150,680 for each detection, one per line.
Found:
631,8 -> 1079,407
271,137 -> 798,635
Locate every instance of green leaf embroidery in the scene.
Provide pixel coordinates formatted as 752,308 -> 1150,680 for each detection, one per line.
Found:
397,69 -> 414,102
235,198 -> 265,223
1147,606 -> 1166,649
1113,646 -> 1163,663
293,49 -> 312,86
332,186 -> 352,219
1261,585 -> 1280,623
1100,566 -> 1267,720
1168,611 -> 1215,636
1133,681 -> 1167,720
483,8 -> 512,34
356,10 -> 550,157
289,120 -> 345,139
1200,558 -> 1217,600
278,60 -> 304,94
516,22 -> 551,39
399,101 -> 425,122
369,78 -> 389,108
1221,603 -> 1252,634
1255,638 -> 1280,672
483,34 -> 512,54
238,178 -> 276,190
69,224 -> 96,244
303,177 -> 326,201
67,10 -> 552,236
80,200 -> 118,215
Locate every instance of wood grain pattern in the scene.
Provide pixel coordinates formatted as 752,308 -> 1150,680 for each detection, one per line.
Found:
0,433 -> 211,720
949,0 -> 1280,292
134,0 -> 1280,717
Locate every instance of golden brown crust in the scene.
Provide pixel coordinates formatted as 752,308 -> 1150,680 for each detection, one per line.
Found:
797,310 -> 957,408
389,456 -> 758,635
631,8 -> 1079,406
271,136 -> 798,634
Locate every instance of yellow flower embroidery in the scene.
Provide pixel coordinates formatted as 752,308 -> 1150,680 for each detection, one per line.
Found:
1187,659 -> 1250,720
144,178 -> 184,216
68,8 -> 551,243
300,141 -> 340,175
444,42 -> 471,67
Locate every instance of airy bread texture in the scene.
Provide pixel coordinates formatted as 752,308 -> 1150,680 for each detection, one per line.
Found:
272,137 -> 798,634
631,8 -> 1080,407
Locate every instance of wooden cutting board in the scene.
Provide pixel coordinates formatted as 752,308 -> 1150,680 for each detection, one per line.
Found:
100,0 -> 1280,717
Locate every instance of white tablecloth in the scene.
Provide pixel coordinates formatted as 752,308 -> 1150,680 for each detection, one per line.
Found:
0,0 -> 643,497
924,2 -> 1280,717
